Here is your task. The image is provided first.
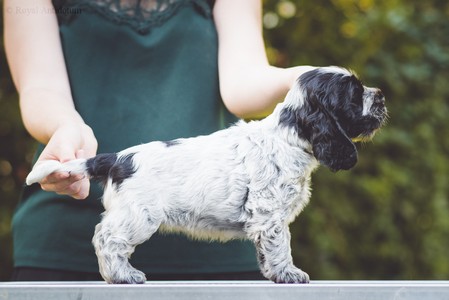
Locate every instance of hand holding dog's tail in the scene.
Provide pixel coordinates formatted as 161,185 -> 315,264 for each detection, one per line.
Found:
26,159 -> 88,186
26,153 -> 120,186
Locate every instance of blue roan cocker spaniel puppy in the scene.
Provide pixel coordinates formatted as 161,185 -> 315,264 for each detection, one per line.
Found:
27,67 -> 387,284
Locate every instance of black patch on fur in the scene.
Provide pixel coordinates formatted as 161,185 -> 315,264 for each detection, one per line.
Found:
279,106 -> 311,141
86,153 -> 118,183
162,139 -> 181,147
109,153 -> 137,186
279,68 -> 361,171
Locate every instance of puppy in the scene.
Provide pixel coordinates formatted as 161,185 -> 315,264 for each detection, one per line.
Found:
26,67 -> 387,284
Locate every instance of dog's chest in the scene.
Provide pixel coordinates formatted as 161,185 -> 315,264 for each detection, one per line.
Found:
243,141 -> 317,223
285,172 -> 313,223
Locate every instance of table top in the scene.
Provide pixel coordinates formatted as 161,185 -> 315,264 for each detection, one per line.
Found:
2,280 -> 449,300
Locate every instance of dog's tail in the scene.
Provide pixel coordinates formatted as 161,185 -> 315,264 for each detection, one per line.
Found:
26,153 -> 119,186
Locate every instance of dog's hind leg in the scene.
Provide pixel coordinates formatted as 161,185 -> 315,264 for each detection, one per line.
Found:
249,222 -> 310,283
92,203 -> 161,284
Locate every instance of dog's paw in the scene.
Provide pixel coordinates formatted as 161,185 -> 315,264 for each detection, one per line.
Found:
108,269 -> 146,284
272,267 -> 310,284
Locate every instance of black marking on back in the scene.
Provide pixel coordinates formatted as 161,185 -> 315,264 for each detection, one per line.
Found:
162,139 -> 181,147
109,153 -> 137,186
86,153 -> 118,183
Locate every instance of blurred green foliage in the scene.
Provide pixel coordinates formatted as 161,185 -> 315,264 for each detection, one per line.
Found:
1,0 -> 448,281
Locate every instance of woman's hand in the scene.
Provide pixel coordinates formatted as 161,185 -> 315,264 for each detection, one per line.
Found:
36,123 -> 98,200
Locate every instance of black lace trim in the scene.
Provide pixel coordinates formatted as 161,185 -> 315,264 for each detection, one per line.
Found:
52,0 -> 215,34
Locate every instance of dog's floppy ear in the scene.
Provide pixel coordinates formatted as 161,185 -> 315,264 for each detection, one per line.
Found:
279,68 -> 358,171
299,70 -> 358,171
308,103 -> 358,171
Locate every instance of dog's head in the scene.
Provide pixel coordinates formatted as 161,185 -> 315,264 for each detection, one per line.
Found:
279,67 -> 387,171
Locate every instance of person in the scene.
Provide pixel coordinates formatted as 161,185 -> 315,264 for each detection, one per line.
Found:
5,0 -> 313,281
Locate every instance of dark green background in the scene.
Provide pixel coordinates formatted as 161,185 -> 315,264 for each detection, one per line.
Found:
1,0 -> 448,280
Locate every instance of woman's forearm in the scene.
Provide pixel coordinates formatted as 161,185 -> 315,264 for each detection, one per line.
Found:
19,87 -> 86,144
4,0 -> 85,144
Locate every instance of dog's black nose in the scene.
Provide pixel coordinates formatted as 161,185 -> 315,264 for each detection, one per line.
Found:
374,89 -> 385,104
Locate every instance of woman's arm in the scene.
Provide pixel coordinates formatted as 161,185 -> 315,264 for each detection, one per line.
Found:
5,0 -> 83,142
4,0 -> 97,199
214,0 -> 315,119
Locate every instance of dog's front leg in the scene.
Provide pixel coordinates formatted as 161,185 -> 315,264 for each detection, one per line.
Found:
251,223 -> 310,283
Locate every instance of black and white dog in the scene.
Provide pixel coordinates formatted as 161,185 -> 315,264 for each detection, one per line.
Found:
27,67 -> 387,284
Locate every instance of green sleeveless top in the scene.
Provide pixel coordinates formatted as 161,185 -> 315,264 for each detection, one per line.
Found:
13,0 -> 259,275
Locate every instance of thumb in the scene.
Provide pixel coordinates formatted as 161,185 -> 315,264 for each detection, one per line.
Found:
38,142 -> 77,164
75,148 -> 96,166
75,149 -> 86,159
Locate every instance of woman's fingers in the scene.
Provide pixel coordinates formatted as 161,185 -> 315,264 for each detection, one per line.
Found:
40,172 -> 89,200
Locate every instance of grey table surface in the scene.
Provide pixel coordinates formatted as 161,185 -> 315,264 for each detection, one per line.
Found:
2,280 -> 449,300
